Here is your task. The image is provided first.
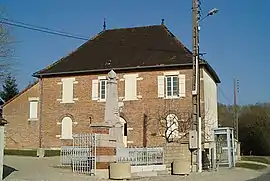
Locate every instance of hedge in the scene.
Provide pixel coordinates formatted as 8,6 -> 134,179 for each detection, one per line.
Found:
4,149 -> 60,157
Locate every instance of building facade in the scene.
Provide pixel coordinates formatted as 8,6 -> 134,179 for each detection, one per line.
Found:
3,24 -> 220,150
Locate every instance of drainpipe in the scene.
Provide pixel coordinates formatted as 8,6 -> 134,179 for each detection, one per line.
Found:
38,76 -> 44,149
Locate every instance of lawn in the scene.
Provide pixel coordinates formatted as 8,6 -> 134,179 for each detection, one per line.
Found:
236,162 -> 267,170
241,156 -> 270,165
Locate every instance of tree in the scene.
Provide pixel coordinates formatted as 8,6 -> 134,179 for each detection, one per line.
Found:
0,14 -> 15,80
0,74 -> 19,101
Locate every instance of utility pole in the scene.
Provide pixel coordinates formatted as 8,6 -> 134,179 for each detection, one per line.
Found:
191,0 -> 202,173
233,79 -> 239,141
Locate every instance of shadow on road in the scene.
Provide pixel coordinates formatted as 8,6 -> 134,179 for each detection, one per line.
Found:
247,172 -> 270,181
2,164 -> 18,179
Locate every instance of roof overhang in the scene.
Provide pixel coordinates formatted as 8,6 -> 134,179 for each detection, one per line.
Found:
33,62 -> 221,83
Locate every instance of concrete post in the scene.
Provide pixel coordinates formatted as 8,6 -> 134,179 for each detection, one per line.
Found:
0,118 -> 7,181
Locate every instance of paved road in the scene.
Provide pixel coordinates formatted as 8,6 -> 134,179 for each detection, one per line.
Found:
2,155 -> 269,181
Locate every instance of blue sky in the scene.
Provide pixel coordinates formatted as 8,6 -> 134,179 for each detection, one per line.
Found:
1,0 -> 269,105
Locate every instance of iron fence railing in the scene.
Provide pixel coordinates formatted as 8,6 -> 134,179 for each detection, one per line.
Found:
117,147 -> 164,166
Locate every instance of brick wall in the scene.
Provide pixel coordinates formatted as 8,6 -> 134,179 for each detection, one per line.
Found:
163,142 -> 191,168
3,67 -> 214,149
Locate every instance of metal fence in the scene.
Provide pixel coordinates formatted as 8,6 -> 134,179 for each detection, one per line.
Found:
60,134 -> 96,176
117,147 -> 164,166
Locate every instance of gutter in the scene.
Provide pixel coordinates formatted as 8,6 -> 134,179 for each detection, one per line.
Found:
38,76 -> 44,148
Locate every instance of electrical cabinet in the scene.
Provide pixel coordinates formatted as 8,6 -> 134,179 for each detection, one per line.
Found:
189,130 -> 198,149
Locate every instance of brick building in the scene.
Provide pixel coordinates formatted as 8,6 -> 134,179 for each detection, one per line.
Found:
2,24 -> 220,150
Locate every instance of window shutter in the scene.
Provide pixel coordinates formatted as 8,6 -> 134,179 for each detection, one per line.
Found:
157,76 -> 165,98
29,101 -> 38,119
92,79 -> 99,100
61,117 -> 73,139
124,74 -> 137,100
62,78 -> 74,103
179,74 -> 186,97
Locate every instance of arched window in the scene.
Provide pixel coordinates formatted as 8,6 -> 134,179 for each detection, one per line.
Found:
166,114 -> 179,141
120,117 -> 128,147
61,116 -> 73,139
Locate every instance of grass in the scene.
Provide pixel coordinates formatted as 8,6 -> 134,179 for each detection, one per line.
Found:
236,162 -> 267,170
4,149 -> 60,157
241,156 -> 270,165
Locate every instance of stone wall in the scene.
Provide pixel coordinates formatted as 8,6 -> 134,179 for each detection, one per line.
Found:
163,142 -> 191,168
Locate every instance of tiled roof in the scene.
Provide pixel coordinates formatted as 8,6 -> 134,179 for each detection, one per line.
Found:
33,25 -> 220,83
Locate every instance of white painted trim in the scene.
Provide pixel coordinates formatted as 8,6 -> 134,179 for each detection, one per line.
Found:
57,99 -> 62,101
73,81 -> 78,84
127,128 -> 133,131
97,99 -> 106,103
119,78 -> 125,81
123,74 -> 139,78
57,82 -> 62,85
123,98 -> 138,101
98,76 -> 107,80
28,97 -> 39,101
163,71 -> 179,76
73,122 -> 78,125
164,96 -> 180,100
73,98 -> 78,101
61,77 -> 75,82
56,135 -> 61,138
137,77 -> 143,81
60,101 -> 75,104
57,122 -> 61,125
28,118 -> 38,121
119,97 -> 124,100
137,95 -> 142,99
127,141 -> 134,144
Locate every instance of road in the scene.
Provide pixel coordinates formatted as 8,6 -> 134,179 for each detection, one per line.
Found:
2,155 -> 270,181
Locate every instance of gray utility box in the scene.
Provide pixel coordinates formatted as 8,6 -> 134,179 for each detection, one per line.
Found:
189,130 -> 198,149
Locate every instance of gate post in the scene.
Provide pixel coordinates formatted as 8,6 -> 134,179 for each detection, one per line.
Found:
0,118 -> 7,181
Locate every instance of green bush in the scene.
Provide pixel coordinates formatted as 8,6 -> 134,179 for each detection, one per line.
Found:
4,149 -> 60,157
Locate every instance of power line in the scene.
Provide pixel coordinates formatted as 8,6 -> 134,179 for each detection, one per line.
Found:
0,18 -> 89,41
218,85 -> 232,105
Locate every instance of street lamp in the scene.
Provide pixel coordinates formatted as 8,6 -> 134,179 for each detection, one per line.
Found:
191,1 -> 218,173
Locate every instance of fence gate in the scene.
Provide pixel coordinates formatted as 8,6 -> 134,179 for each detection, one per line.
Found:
60,133 -> 96,176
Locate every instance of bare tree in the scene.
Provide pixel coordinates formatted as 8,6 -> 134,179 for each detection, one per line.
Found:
148,98 -> 218,144
0,14 -> 15,80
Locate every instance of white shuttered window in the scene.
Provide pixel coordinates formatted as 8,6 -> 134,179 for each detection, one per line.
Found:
29,100 -> 38,120
61,78 -> 76,103
91,78 -> 107,101
124,74 -> 138,100
158,74 -> 186,98
61,117 -> 73,139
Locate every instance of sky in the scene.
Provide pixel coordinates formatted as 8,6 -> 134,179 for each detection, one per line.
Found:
0,0 -> 269,105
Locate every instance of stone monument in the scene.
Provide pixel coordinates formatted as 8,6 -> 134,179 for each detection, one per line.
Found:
104,70 -> 124,148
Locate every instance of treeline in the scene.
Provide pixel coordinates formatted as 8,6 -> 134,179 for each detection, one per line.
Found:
218,103 -> 270,156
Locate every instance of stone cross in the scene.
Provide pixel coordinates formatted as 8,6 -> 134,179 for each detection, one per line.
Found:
104,70 -> 124,147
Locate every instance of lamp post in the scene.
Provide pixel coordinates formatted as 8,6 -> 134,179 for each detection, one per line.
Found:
191,0 -> 218,173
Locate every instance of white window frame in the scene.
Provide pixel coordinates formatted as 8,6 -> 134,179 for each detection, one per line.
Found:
99,79 -> 107,101
28,97 -> 39,121
165,75 -> 179,98
60,116 -> 73,140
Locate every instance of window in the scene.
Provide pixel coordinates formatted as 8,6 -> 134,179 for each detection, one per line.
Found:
92,78 -> 107,101
123,74 -> 138,101
29,97 -> 39,120
60,78 -> 77,103
61,116 -> 73,139
157,74 -> 186,98
166,76 -> 179,97
99,79 -> 107,100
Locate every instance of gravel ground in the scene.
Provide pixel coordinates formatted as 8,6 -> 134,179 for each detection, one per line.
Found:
2,156 -> 269,181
